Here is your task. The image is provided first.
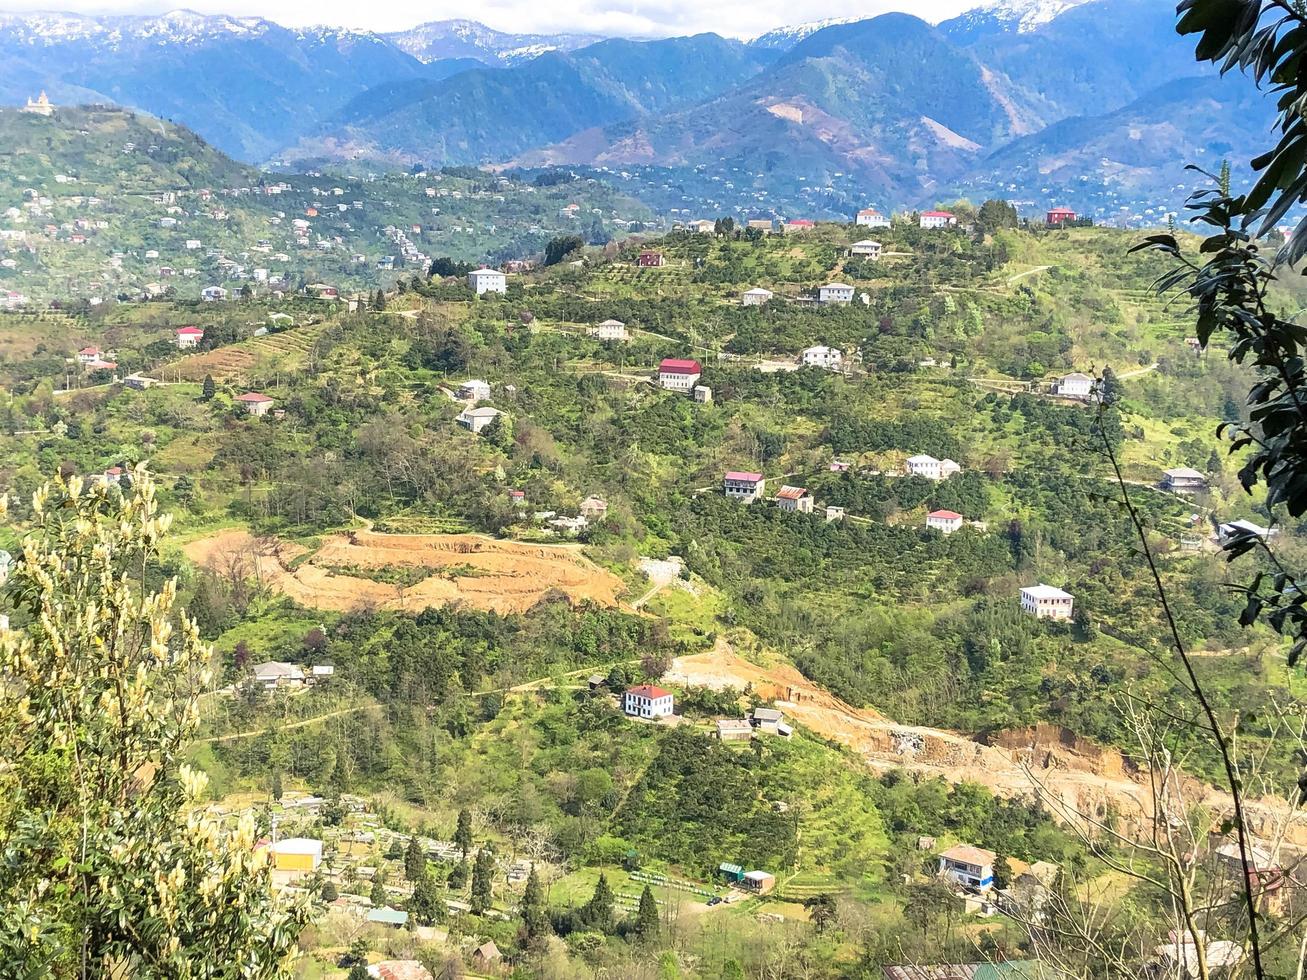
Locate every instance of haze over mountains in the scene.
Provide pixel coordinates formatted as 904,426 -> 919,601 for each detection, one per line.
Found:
0,0 -> 1268,216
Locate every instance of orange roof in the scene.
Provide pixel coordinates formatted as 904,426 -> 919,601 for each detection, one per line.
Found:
776,485 -> 809,499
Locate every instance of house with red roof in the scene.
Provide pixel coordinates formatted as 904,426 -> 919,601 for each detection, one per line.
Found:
919,210 -> 958,230
856,208 -> 891,229
1046,206 -> 1078,225
785,219 -> 816,233
623,684 -> 674,719
175,326 -> 204,350
724,471 -> 765,503
658,357 -> 702,392
776,485 -> 814,514
926,509 -> 964,534
77,346 -> 103,365
638,250 -> 665,267
236,392 -> 275,417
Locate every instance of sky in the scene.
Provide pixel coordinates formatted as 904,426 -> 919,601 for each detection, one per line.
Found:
0,0 -> 986,38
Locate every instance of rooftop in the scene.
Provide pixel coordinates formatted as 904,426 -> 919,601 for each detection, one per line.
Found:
1021,584 -> 1073,600
940,844 -> 997,866
627,683 -> 672,699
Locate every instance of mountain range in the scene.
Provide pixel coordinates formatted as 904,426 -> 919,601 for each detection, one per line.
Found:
0,1 -> 1271,216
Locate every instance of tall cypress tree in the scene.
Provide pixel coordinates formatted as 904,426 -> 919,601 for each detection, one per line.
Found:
404,836 -> 425,882
470,848 -> 494,915
454,808 -> 473,858
584,872 -> 615,933
635,884 -> 659,939
520,865 -> 547,938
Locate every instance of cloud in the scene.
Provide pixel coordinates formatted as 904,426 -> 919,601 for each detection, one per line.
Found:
0,0 -> 980,38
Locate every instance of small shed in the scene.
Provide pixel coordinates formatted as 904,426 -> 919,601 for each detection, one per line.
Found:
367,906 -> 409,928
719,862 -> 746,884
743,870 -> 776,894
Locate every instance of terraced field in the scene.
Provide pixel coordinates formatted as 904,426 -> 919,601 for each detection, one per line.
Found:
164,322 -> 328,381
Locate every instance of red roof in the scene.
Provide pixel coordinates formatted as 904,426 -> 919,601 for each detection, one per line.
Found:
928,509 -> 962,520
787,219 -> 815,226
776,485 -> 809,499
79,347 -> 100,355
1047,207 -> 1076,216
725,471 -> 764,483
922,211 -> 955,218
857,208 -> 882,215
236,392 -> 273,403
659,358 -> 702,374
176,326 -> 204,336
105,466 -> 124,476
627,684 -> 672,699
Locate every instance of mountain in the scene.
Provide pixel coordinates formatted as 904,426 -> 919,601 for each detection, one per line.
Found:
938,0 -> 1094,43
385,19 -> 604,65
964,73 -> 1274,205
282,34 -> 772,168
517,14 -> 1034,200
0,10 -> 441,161
748,17 -> 862,51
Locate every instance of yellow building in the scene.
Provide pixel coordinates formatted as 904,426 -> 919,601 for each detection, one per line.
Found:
270,837 -> 322,872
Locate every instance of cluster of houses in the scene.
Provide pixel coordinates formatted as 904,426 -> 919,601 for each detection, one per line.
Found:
721,472 -> 843,521
248,660 -> 334,690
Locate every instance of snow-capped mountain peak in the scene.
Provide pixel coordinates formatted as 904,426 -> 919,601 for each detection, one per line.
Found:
749,17 -> 862,51
942,0 -> 1096,39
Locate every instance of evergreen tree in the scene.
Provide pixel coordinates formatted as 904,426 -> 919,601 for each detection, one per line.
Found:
521,865 -> 548,938
454,808 -> 473,857
347,966 -> 369,980
448,859 -> 469,890
806,892 -> 838,933
374,288 -> 386,311
201,374 -> 215,400
370,874 -> 388,909
269,768 -> 282,802
471,848 -> 495,915
583,872 -> 616,933
992,855 -> 1013,890
635,884 -> 659,939
404,836 -> 426,882
410,870 -> 445,926
1099,365 -> 1122,406
321,880 -> 338,903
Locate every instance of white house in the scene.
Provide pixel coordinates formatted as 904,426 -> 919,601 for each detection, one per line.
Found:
1216,519 -> 1277,545
849,239 -> 883,259
724,471 -> 766,503
801,345 -> 843,370
623,684 -> 674,719
818,283 -> 854,305
658,357 -> 702,392
468,268 -> 507,295
926,509 -> 964,534
1053,372 -> 1094,398
775,485 -> 814,513
856,208 -> 891,229
919,211 -> 958,229
236,392 -> 275,417
201,286 -> 227,302
175,326 -> 204,349
742,287 -> 774,306
1163,467 -> 1208,492
185,239 -> 203,250
906,455 -> 960,481
457,406 -> 502,434
588,318 -> 629,341
938,844 -> 996,891
251,661 -> 306,689
693,384 -> 713,403
457,379 -> 492,402
1020,584 -> 1075,620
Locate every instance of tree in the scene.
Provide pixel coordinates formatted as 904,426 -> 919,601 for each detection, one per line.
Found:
1098,365 -> 1122,406
270,768 -> 283,802
341,937 -> 370,967
583,872 -> 615,933
0,468 -> 311,976
410,870 -> 445,926
202,374 -> 216,400
520,865 -> 548,938
992,855 -> 1013,891
374,288 -> 386,311
454,808 -> 473,857
977,198 -> 1018,232
544,234 -> 584,266
405,836 -> 426,882
470,848 -> 495,915
805,892 -> 837,933
371,874 -> 389,909
635,884 -> 659,939
347,966 -> 369,980
321,880 -> 338,903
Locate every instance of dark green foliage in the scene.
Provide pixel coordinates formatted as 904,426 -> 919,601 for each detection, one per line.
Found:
613,728 -> 797,873
404,836 -> 425,882
581,872 -> 615,933
410,870 -> 445,926
545,235 -> 585,266
201,375 -> 215,401
634,884 -> 659,939
471,848 -> 495,914
454,808 -> 473,858
370,875 -> 388,909
520,866 -> 548,938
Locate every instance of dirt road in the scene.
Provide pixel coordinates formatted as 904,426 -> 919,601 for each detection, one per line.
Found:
666,642 -> 1307,844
